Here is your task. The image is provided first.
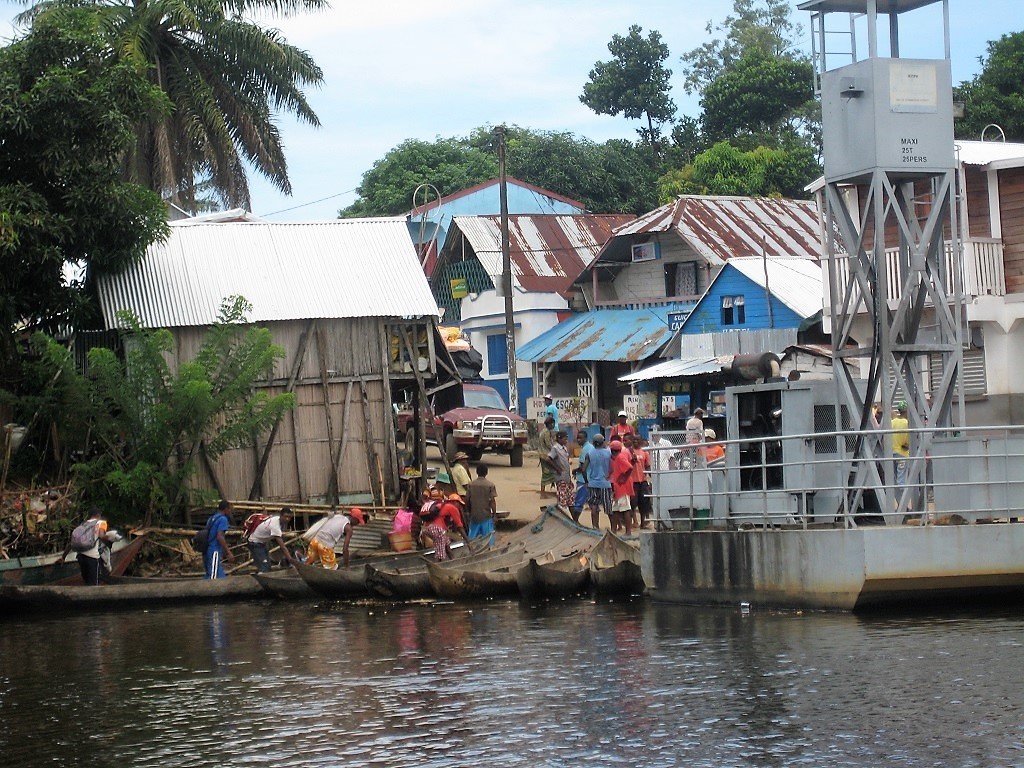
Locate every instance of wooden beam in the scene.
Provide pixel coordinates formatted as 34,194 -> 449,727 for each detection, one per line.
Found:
330,381 -> 355,504
314,324 -> 340,503
249,318 -> 314,500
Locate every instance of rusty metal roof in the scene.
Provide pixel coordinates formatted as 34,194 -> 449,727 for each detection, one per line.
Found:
448,213 -> 633,294
607,195 -> 822,267
516,304 -> 693,363
97,218 -> 439,329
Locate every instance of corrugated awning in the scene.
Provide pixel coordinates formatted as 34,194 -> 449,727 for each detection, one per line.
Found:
619,357 -> 726,383
517,305 -> 692,363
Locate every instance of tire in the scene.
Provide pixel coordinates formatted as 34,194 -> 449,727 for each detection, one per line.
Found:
467,448 -> 484,462
404,427 -> 416,452
510,443 -> 524,468
444,433 -> 458,462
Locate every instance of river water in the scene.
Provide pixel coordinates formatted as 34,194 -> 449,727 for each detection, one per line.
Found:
2,598 -> 1022,768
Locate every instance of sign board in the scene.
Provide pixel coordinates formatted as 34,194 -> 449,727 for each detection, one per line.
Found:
667,311 -> 688,331
623,394 -> 657,419
450,277 -> 469,299
622,395 -> 640,418
529,396 -> 589,424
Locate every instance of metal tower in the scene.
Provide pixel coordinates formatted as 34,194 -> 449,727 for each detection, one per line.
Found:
801,0 -> 965,518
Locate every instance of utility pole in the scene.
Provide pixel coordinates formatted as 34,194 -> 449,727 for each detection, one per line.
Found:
495,125 -> 518,413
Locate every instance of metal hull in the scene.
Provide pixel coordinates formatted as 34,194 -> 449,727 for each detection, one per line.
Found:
642,523 -> 1024,611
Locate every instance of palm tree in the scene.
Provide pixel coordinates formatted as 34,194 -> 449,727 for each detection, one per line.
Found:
21,0 -> 326,211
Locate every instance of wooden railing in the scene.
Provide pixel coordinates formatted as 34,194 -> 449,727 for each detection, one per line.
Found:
827,237 -> 1005,310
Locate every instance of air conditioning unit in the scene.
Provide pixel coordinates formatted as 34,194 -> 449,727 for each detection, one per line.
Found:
631,241 -> 660,263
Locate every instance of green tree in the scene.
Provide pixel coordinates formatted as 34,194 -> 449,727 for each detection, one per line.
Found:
580,24 -> 676,154
680,0 -> 802,95
0,9 -> 168,391
658,141 -> 817,201
343,127 -> 659,217
699,53 -> 815,148
22,0 -> 326,212
341,137 -> 498,217
14,298 -> 295,523
955,31 -> 1024,141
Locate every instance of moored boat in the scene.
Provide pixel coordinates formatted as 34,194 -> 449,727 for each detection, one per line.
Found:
254,568 -> 316,599
0,573 -> 264,610
365,541 -> 477,599
588,531 -> 643,596
0,533 -> 147,587
516,550 -> 591,599
428,546 -> 526,599
294,559 -> 373,598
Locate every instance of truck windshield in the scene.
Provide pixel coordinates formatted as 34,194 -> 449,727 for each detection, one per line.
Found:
464,388 -> 508,410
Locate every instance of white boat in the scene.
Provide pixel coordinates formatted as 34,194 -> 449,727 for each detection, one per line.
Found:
644,379 -> 1024,611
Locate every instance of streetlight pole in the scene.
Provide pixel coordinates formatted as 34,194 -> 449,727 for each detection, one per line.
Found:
494,125 -> 518,413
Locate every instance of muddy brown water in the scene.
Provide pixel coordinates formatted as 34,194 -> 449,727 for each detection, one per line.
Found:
2,598 -> 1022,767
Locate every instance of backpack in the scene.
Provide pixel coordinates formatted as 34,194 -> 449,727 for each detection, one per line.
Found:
70,519 -> 100,552
192,514 -> 215,554
241,512 -> 270,542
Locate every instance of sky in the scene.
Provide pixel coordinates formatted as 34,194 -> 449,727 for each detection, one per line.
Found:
1,0 -> 1020,221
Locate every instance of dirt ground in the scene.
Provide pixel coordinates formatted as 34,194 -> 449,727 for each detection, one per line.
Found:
423,446 -> 554,525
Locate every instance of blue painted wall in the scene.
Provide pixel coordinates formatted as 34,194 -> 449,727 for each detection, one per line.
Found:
680,268 -> 804,334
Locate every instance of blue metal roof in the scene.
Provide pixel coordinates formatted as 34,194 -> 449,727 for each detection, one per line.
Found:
517,305 -> 694,363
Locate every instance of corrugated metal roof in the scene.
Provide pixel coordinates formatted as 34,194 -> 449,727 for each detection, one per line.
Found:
407,176 -> 587,217
721,256 -> 824,318
516,305 -> 691,363
451,214 -> 632,294
97,219 -> 439,329
610,195 -> 822,266
955,139 -> 1024,169
619,356 -> 725,383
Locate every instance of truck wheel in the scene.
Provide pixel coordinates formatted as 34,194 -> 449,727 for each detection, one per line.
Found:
405,428 -> 416,452
510,444 -> 524,468
467,448 -> 484,462
445,433 -> 458,462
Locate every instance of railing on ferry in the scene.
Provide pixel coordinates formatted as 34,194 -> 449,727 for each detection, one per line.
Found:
647,424 -> 1024,530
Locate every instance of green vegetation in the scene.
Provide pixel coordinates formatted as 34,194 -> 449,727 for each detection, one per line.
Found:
955,31 -> 1024,141
7,298 -> 295,525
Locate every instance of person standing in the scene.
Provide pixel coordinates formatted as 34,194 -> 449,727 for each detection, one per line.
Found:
572,430 -> 593,523
542,430 -> 574,516
61,508 -> 113,586
609,410 -> 635,440
466,464 -> 498,545
581,433 -> 612,529
419,505 -> 452,561
609,440 -> 634,536
648,429 -> 674,473
686,408 -> 705,444
543,394 -> 560,431
538,416 -> 556,496
306,508 -> 365,569
631,436 -> 653,529
891,403 -> 910,487
450,452 -> 472,496
204,500 -> 235,579
247,507 -> 296,572
432,473 -> 469,540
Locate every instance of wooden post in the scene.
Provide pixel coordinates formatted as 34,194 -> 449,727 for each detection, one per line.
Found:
314,324 -> 339,503
331,381 -> 355,502
398,324 -> 452,479
249,318 -> 313,500
358,376 -> 384,506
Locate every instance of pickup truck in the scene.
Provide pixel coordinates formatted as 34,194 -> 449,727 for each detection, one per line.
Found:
396,382 -> 528,467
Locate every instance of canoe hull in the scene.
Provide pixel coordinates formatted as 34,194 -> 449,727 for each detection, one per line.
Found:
254,569 -> 316,599
0,574 -> 264,610
589,531 -> 644,595
0,534 -> 147,587
517,554 -> 591,599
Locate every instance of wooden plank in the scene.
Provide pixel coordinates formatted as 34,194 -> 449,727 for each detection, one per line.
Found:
314,323 -> 340,503
330,381 -> 355,505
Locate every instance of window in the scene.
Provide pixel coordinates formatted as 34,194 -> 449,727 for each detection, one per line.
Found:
665,261 -> 698,298
721,295 -> 745,326
486,333 -> 508,376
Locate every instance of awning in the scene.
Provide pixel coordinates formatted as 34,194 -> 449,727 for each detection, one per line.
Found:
517,304 -> 693,363
619,356 -> 726,383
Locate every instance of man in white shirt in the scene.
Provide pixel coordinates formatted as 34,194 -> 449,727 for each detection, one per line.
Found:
248,507 -> 296,572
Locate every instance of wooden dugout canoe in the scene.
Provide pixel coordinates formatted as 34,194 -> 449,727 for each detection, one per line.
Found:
0,573 -> 264,610
588,530 -> 644,596
0,533 -> 147,587
516,550 -> 591,599
254,569 -> 317,599
365,541 -> 477,599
